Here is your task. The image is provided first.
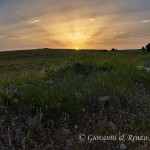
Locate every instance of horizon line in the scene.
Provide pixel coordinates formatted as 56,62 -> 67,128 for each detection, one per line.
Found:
0,48 -> 142,53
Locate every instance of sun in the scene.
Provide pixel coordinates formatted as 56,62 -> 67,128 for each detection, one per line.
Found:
76,48 -> 79,51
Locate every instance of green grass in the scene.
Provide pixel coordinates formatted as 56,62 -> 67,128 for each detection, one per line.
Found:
1,49 -> 150,149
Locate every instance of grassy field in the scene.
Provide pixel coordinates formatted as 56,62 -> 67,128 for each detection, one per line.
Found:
1,49 -> 150,149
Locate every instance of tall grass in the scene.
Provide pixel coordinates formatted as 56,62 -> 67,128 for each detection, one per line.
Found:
1,50 -> 150,149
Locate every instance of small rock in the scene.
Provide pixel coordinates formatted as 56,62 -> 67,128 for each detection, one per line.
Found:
109,106 -> 114,111
0,115 -> 5,126
145,67 -> 150,72
65,139 -> 72,150
0,146 -> 7,150
108,122 -> 117,130
137,66 -> 150,72
20,83 -> 36,89
137,66 -> 143,70
91,100 -> 100,112
74,135 -> 79,140
120,144 -> 127,150
27,117 -> 37,127
131,113 -> 136,119
112,114 -> 119,118
87,89 -> 92,94
100,96 -> 110,102
119,110 -> 128,115
45,80 -> 54,85
75,92 -> 83,100
81,108 -> 86,113
74,124 -> 78,130
45,80 -> 51,85
99,96 -> 110,110
44,141 -> 54,149
0,141 -> 7,150
0,106 -> 6,112
62,128 -> 70,135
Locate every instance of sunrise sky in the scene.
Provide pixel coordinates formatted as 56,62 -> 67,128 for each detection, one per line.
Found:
0,0 -> 150,51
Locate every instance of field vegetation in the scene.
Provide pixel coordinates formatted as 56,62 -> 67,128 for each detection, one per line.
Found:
0,49 -> 150,149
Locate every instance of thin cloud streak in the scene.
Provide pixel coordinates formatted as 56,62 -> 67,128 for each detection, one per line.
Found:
141,20 -> 150,23
28,19 -> 39,24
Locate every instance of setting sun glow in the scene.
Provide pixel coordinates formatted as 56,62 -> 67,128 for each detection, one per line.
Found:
0,0 -> 150,51
76,48 -> 79,51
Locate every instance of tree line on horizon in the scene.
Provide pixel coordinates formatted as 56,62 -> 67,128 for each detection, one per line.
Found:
111,43 -> 150,52
142,43 -> 150,52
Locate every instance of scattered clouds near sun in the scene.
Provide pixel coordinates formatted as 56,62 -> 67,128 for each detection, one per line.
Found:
89,19 -> 95,21
28,19 -> 39,24
8,36 -> 28,40
0,35 -> 5,38
141,20 -> 150,23
0,0 -> 150,51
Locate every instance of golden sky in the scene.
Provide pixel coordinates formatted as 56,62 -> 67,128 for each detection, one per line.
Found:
0,0 -> 150,50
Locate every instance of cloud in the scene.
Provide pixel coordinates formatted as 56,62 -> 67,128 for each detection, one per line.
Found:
28,19 -> 39,24
89,19 -> 95,21
119,32 -> 126,34
0,35 -> 5,38
8,36 -> 28,40
141,20 -> 150,23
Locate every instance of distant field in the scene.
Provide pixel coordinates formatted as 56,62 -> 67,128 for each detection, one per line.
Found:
0,49 -> 146,86
1,49 -> 150,149
0,49 -> 113,85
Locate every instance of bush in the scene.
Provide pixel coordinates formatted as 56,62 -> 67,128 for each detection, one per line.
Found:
146,43 -> 150,52
142,46 -> 146,51
111,48 -> 118,51
101,50 -> 108,52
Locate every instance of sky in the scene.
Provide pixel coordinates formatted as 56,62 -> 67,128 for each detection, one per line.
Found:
0,0 -> 150,51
